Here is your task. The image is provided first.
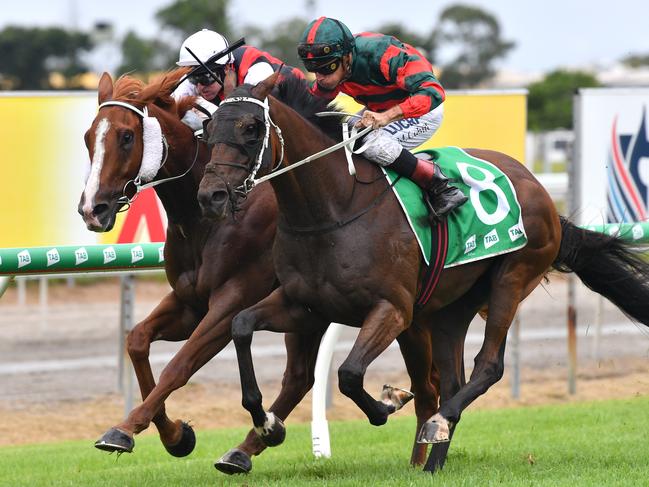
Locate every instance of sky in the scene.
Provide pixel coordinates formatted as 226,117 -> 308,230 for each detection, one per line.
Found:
2,0 -> 649,74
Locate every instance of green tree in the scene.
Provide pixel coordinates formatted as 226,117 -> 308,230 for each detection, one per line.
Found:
432,4 -> 514,88
621,53 -> 649,68
155,0 -> 232,39
117,31 -> 174,77
0,26 -> 93,89
527,70 -> 600,131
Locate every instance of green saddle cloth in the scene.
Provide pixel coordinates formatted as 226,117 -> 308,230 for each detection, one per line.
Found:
383,146 -> 527,267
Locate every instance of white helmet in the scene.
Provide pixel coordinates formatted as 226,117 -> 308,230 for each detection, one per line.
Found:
176,29 -> 234,67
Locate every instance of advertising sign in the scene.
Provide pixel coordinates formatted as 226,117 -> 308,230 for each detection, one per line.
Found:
0,90 -> 526,247
574,88 -> 649,225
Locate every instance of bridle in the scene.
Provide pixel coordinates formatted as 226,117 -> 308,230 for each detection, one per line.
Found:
97,100 -> 200,208
210,95 -> 372,198
215,96 -> 285,195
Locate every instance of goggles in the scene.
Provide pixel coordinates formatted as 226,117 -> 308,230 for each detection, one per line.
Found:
298,42 -> 345,75
298,42 -> 342,59
302,57 -> 341,75
188,67 -> 225,86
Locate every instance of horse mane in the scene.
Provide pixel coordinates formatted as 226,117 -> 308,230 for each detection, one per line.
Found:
111,68 -> 194,118
274,76 -> 344,141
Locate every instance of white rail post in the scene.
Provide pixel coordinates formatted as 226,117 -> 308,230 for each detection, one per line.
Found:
119,274 -> 136,417
16,277 -> 26,306
0,276 -> 13,299
311,322 -> 344,458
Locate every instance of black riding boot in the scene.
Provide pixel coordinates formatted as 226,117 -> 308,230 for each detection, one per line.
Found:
425,163 -> 469,220
390,149 -> 467,222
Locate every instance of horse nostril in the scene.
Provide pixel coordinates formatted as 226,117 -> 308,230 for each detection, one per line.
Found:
93,203 -> 109,218
211,191 -> 228,204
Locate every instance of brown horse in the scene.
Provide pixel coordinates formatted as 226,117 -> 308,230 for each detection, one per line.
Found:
78,70 -> 329,473
197,73 -> 649,472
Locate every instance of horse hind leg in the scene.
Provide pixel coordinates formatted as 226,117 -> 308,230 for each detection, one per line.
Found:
420,253 -> 548,456
395,325 -> 438,467
414,288 -> 482,472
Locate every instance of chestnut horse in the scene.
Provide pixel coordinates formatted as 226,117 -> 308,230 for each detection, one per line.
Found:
197,73 -> 649,472
79,70 -> 296,469
79,70 -> 336,474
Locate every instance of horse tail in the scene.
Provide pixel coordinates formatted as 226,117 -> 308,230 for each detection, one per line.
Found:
552,216 -> 649,325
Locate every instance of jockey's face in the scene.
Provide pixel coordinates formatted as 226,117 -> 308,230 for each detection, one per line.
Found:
196,79 -> 223,101
315,64 -> 344,90
314,54 -> 349,91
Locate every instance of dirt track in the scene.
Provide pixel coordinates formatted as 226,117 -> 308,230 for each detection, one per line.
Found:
1,275 -> 648,447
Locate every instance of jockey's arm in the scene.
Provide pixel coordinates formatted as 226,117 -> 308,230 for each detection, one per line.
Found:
356,105 -> 404,129
243,62 -> 275,85
387,44 -> 445,119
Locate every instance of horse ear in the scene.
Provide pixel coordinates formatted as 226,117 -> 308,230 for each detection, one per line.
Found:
98,72 -> 113,105
251,71 -> 280,100
222,66 -> 237,98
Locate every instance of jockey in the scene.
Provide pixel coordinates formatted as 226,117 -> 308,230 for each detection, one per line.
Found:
173,29 -> 304,131
297,17 -> 467,221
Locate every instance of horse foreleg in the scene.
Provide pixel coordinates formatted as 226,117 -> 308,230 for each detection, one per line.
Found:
231,287 -> 327,449
95,292 -> 196,454
215,331 -> 324,475
338,300 -> 410,426
127,308 -> 235,452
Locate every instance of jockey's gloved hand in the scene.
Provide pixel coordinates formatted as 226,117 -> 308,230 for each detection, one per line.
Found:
181,109 -> 205,131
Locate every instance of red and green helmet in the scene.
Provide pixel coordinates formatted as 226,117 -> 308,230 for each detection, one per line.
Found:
297,17 -> 355,74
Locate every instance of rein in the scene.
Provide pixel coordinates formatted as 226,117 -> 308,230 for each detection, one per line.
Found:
98,100 -> 200,207
215,96 -> 372,194
217,96 -> 398,235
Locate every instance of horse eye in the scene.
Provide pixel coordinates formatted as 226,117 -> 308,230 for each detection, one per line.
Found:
244,124 -> 257,135
121,131 -> 134,146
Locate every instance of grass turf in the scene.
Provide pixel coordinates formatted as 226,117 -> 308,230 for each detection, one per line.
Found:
1,396 -> 648,486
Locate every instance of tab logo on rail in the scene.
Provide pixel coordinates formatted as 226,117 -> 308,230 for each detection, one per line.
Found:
46,249 -> 60,267
75,248 -> 88,265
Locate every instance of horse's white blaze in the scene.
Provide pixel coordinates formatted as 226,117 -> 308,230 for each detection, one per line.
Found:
82,118 -> 110,214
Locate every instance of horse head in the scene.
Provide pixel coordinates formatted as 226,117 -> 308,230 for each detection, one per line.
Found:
78,69 -> 192,231
197,72 -> 280,220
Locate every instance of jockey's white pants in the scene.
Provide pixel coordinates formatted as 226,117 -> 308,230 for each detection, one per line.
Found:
355,104 -> 444,166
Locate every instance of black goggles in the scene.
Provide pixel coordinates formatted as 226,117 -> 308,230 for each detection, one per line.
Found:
188,67 -> 225,86
302,57 -> 341,75
298,42 -> 342,59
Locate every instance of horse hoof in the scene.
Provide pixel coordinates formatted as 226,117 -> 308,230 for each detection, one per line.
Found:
417,414 -> 451,444
164,422 -> 196,458
380,384 -> 415,413
214,448 -> 252,475
94,428 -> 134,453
254,413 -> 286,447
